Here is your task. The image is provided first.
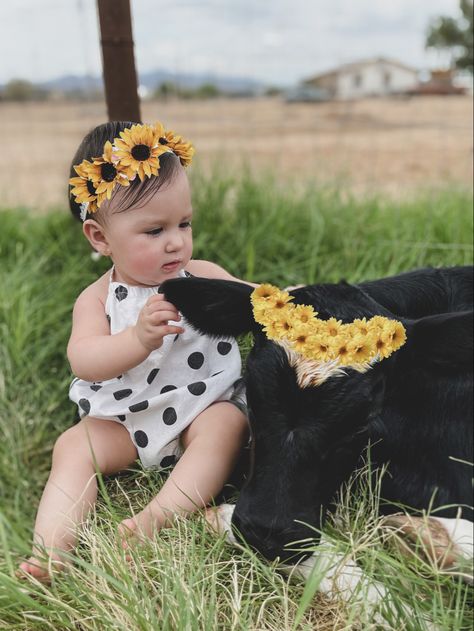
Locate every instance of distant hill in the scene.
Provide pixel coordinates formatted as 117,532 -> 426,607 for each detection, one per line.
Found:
31,69 -> 264,95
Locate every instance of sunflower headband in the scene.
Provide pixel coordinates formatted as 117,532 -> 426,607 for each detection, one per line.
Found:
69,121 -> 194,220
251,285 -> 407,375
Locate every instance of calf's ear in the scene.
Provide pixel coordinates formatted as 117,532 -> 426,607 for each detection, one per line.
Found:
160,278 -> 256,337
411,310 -> 473,368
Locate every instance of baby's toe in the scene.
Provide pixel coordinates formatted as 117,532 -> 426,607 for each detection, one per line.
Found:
17,558 -> 52,583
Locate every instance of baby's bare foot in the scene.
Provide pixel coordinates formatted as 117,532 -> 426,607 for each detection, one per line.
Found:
17,553 -> 65,583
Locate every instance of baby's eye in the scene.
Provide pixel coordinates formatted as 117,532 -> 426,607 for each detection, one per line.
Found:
146,227 -> 163,236
180,221 -> 192,229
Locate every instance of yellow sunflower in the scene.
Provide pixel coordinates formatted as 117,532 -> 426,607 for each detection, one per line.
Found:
86,141 -> 133,203
114,123 -> 167,181
69,159 -> 99,212
158,127 -> 195,167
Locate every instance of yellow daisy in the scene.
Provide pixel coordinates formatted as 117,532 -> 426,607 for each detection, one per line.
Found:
306,335 -> 335,362
332,335 -> 356,364
272,307 -> 297,336
353,317 -> 370,336
373,331 -> 394,359
348,334 -> 377,365
384,320 -> 407,351
323,317 -> 343,338
292,304 -> 317,325
251,284 -> 281,302
368,315 -> 391,333
288,323 -> 314,353
114,123 -> 167,181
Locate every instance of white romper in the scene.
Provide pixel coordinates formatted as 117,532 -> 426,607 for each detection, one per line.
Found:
69,269 -> 245,468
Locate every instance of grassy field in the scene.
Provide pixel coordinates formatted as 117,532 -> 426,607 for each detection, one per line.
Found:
1,95 -> 473,209
0,174 -> 473,630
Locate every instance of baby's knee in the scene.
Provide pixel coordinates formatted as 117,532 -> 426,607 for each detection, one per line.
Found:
52,421 -> 92,464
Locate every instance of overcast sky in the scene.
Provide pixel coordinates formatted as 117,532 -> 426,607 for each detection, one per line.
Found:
0,0 -> 461,86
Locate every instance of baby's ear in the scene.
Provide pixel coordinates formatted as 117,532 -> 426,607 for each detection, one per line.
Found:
160,278 -> 256,337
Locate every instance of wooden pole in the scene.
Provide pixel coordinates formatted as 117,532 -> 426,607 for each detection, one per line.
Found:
97,0 -> 141,122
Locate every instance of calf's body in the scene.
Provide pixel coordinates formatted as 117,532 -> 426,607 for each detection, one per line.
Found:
162,266 -> 473,562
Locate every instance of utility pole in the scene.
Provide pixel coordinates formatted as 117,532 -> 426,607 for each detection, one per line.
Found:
97,0 -> 141,122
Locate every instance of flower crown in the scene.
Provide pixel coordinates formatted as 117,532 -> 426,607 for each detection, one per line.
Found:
69,121 -> 194,220
251,284 -> 407,368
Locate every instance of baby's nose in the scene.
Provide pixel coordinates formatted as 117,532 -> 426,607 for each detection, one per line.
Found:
165,231 -> 184,251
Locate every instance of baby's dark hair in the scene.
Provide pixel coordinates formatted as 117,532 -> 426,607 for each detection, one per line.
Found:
68,121 -> 182,222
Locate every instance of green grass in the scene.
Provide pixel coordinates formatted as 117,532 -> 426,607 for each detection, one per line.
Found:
0,173 -> 472,629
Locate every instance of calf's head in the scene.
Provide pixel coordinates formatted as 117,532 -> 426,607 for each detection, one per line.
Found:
160,277 -> 411,561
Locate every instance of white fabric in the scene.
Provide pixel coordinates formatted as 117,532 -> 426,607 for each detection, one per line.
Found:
69,269 -> 243,468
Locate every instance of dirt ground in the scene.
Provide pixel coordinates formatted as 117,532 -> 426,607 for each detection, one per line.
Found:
2,95 -> 473,209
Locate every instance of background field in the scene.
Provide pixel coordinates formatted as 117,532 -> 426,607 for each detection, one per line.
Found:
2,95 -> 473,210
0,170 -> 472,628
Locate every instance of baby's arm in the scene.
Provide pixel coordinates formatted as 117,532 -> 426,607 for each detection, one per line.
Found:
186,260 -> 258,287
67,283 -> 184,382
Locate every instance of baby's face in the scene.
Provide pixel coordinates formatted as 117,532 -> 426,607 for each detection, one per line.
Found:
104,169 -> 193,286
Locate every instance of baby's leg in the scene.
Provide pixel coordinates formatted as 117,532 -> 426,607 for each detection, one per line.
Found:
119,402 -> 248,543
19,416 -> 137,580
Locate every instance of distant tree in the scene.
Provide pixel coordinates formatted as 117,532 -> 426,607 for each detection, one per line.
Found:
195,83 -> 220,99
3,79 -> 38,101
264,86 -> 283,97
154,81 -> 178,99
426,0 -> 473,73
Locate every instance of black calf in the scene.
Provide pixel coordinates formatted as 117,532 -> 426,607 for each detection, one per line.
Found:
162,267 -> 473,561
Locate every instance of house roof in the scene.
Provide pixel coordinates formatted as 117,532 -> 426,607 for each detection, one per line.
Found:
303,57 -> 419,84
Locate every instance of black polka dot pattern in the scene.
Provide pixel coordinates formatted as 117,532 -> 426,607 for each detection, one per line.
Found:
113,388 -> 132,400
117,415 -> 126,422
115,285 -> 128,301
217,341 -> 232,355
90,384 -> 102,392
160,455 -> 177,468
79,398 -> 90,414
147,368 -> 159,384
129,400 -> 149,413
187,381 -> 207,396
188,352 -> 204,369
160,385 -> 177,394
134,430 -> 148,448
163,407 -> 177,425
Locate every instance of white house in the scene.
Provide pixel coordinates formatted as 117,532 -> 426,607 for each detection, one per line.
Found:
303,57 -> 419,100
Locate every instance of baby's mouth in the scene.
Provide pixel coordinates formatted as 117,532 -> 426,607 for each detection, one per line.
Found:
162,260 -> 181,272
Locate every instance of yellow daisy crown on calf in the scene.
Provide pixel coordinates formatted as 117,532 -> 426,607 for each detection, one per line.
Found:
251,284 -> 407,367
69,121 -> 195,214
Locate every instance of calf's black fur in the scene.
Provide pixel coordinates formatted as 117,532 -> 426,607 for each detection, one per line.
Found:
162,266 -> 473,561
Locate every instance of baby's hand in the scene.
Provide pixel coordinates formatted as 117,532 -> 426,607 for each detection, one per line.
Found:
134,294 -> 184,352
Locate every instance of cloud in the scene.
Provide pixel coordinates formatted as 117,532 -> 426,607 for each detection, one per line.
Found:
0,0 -> 461,85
